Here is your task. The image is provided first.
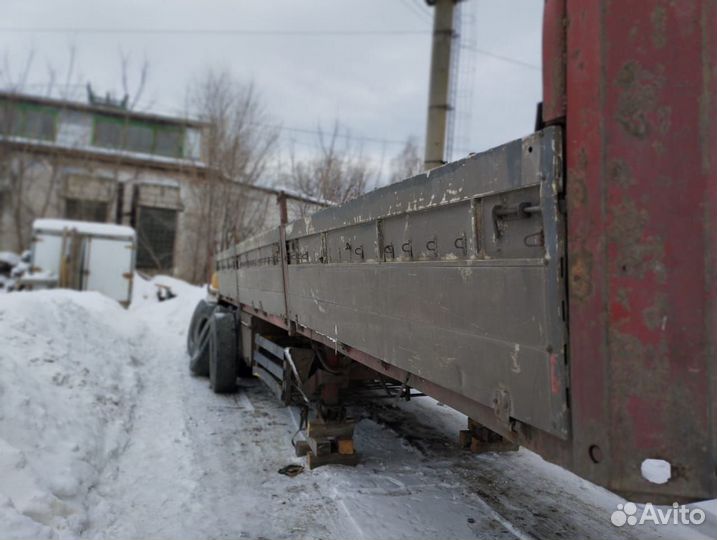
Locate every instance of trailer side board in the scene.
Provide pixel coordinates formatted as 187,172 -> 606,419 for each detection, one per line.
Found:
219,126 -> 569,440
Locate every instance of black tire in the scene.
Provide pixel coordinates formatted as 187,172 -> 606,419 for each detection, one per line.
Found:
209,308 -> 238,394
187,299 -> 216,376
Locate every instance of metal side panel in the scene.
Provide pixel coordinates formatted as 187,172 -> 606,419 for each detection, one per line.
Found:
235,266 -> 285,316
565,1 -> 717,502
288,263 -> 566,436
286,127 -> 568,438
217,229 -> 285,316
217,245 -> 238,302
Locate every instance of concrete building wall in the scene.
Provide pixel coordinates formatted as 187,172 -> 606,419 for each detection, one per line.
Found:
0,92 -> 326,284
0,150 -> 324,283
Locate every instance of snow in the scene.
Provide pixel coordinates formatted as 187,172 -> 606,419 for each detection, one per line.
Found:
0,276 -> 715,539
0,251 -> 21,267
0,290 -> 142,538
33,219 -> 135,239
0,134 -> 207,169
273,185 -> 336,207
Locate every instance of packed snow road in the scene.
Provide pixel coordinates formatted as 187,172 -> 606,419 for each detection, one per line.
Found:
0,277 -> 714,539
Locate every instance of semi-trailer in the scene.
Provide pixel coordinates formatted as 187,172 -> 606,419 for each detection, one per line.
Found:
187,0 -> 716,504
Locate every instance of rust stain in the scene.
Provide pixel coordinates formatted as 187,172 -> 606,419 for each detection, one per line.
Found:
650,5 -> 667,49
608,325 -> 706,474
642,293 -> 668,331
615,61 -> 665,139
608,328 -> 668,391
608,159 -> 634,188
608,199 -> 666,282
549,353 -> 560,395
569,251 -> 593,302
566,147 -> 588,212
656,105 -> 672,135
616,287 -> 631,311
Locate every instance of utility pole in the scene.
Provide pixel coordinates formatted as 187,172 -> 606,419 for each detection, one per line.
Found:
423,0 -> 457,170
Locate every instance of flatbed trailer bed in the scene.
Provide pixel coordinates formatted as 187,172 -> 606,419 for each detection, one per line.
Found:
202,1 -> 717,504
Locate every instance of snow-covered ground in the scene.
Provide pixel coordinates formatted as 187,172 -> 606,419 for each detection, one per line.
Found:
0,276 -> 714,539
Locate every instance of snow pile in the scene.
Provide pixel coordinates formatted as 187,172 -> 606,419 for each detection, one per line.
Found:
0,251 -> 21,268
0,290 -> 143,539
130,272 -> 205,309
1,251 -> 33,292
0,251 -> 25,292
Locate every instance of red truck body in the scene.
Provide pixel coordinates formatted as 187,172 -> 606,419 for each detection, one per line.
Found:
545,0 -> 716,502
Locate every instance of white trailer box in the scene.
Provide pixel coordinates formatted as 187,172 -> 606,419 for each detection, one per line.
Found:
30,219 -> 136,306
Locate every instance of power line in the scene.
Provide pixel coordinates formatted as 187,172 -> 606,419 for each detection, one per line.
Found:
462,45 -> 540,70
0,26 -> 539,70
274,124 -> 412,147
0,27 -> 429,37
412,0 -> 434,21
398,0 -> 432,25
107,100 -> 419,147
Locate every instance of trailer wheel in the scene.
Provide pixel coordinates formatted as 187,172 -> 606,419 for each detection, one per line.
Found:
209,307 -> 238,394
187,298 -> 216,376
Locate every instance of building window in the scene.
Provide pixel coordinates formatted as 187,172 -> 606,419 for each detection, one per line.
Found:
0,102 -> 18,134
154,127 -> 183,158
93,116 -> 124,149
92,114 -> 185,158
125,123 -> 154,154
64,198 -> 109,222
0,101 -> 57,141
23,107 -> 57,140
136,206 -> 177,270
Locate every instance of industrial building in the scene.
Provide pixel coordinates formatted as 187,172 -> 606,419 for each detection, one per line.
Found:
0,91 -> 325,282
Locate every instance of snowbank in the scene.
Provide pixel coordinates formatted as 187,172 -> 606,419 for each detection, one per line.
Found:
130,272 -> 206,309
0,251 -> 21,268
0,290 -> 142,538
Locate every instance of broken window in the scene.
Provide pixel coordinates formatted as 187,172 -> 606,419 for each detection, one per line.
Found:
135,206 -> 177,270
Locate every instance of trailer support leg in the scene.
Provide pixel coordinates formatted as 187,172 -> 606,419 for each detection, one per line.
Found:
298,415 -> 359,469
459,418 -> 518,453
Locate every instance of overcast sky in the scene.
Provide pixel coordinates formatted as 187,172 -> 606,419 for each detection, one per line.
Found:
0,0 -> 543,181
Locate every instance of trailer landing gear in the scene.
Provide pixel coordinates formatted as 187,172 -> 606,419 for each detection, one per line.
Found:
295,417 -> 359,469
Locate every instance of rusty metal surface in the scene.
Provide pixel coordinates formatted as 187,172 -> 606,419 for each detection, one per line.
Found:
542,0 -> 567,124
219,127 -> 569,439
566,0 -> 717,502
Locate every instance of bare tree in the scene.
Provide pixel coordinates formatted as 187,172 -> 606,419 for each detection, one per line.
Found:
0,49 -> 152,253
184,68 -> 280,282
1,49 -> 36,92
285,122 -> 378,204
118,49 -> 150,110
1,49 -> 75,251
389,136 -> 424,184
